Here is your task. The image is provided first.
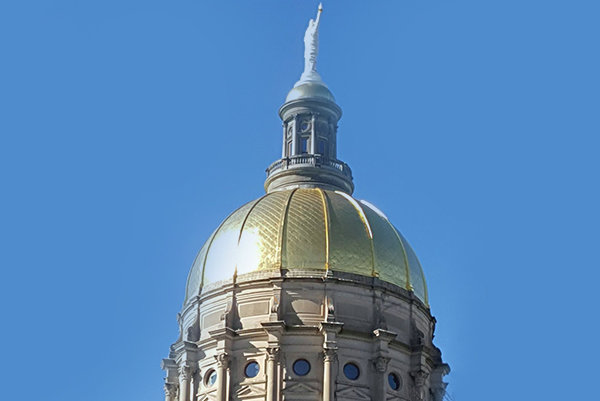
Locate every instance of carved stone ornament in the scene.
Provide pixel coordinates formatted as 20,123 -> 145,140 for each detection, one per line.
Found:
164,382 -> 178,398
266,347 -> 281,361
178,365 -> 192,381
373,355 -> 390,373
269,295 -> 280,314
323,348 -> 337,363
325,295 -> 335,322
215,353 -> 230,368
410,370 -> 430,401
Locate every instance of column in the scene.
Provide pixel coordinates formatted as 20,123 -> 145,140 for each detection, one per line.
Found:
322,348 -> 337,401
262,321 -> 285,401
178,366 -> 192,401
292,114 -> 299,157
328,120 -> 336,158
310,113 -> 317,154
164,382 -> 177,401
282,121 -> 287,158
372,355 -> 390,401
410,370 -> 429,401
215,353 -> 229,401
372,329 -> 397,400
320,321 -> 342,401
265,347 -> 280,401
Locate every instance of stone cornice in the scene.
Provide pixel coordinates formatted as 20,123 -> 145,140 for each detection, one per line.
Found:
194,271 -> 432,317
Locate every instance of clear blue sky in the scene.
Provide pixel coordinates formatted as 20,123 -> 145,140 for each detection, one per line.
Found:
1,1 -> 598,400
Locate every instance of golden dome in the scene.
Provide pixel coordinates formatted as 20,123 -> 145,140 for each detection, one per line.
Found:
185,188 -> 428,305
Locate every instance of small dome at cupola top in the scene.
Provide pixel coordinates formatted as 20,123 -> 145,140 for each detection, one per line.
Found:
285,82 -> 336,103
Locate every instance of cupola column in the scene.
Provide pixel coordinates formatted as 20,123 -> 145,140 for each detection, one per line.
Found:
310,112 -> 317,154
292,114 -> 299,156
281,121 -> 287,158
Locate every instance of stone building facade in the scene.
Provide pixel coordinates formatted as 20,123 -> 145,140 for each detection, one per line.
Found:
162,9 -> 449,401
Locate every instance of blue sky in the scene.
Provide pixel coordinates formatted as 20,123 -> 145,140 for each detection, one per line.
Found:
1,1 -> 599,400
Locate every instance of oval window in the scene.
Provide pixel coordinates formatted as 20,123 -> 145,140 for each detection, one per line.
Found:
205,370 -> 217,387
244,361 -> 260,378
388,373 -> 401,390
292,359 -> 311,376
343,363 -> 360,380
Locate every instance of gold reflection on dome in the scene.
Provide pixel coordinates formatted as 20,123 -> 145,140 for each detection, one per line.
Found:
185,188 -> 429,306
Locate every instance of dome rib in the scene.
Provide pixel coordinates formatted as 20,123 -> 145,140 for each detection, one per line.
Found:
316,188 -> 330,271
416,258 -> 429,305
336,191 -> 376,278
277,188 -> 298,269
383,215 -> 412,293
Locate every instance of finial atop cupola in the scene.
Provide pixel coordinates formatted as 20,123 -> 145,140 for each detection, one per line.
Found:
265,4 -> 354,195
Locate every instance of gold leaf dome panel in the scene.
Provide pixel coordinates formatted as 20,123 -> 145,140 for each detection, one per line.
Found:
185,188 -> 428,306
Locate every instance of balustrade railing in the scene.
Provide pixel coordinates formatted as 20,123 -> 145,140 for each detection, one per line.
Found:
266,155 -> 353,179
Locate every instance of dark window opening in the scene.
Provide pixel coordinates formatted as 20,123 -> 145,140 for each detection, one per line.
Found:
301,137 -> 309,153
317,139 -> 327,155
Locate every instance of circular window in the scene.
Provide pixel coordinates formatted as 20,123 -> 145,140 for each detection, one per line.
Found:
388,373 -> 401,390
205,370 -> 217,387
343,363 -> 360,380
301,122 -> 310,132
244,361 -> 260,378
292,359 -> 311,376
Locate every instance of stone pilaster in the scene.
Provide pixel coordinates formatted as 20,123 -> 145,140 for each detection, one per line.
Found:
164,382 -> 178,401
372,355 -> 390,401
215,353 -> 230,401
322,347 -> 337,401
320,322 -> 343,401
265,347 -> 281,401
410,369 -> 430,401
178,365 -> 192,401
262,321 -> 285,401
372,329 -> 397,400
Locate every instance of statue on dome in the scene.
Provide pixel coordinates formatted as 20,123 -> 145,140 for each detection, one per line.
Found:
301,3 -> 323,80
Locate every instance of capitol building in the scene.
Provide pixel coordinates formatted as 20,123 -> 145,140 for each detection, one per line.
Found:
161,6 -> 449,401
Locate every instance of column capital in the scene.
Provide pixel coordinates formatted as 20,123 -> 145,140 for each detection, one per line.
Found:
373,355 -> 390,373
178,365 -> 192,381
265,346 -> 280,361
215,352 -> 230,369
323,348 -> 338,363
164,382 -> 178,397
410,369 -> 430,401
410,369 -> 429,385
